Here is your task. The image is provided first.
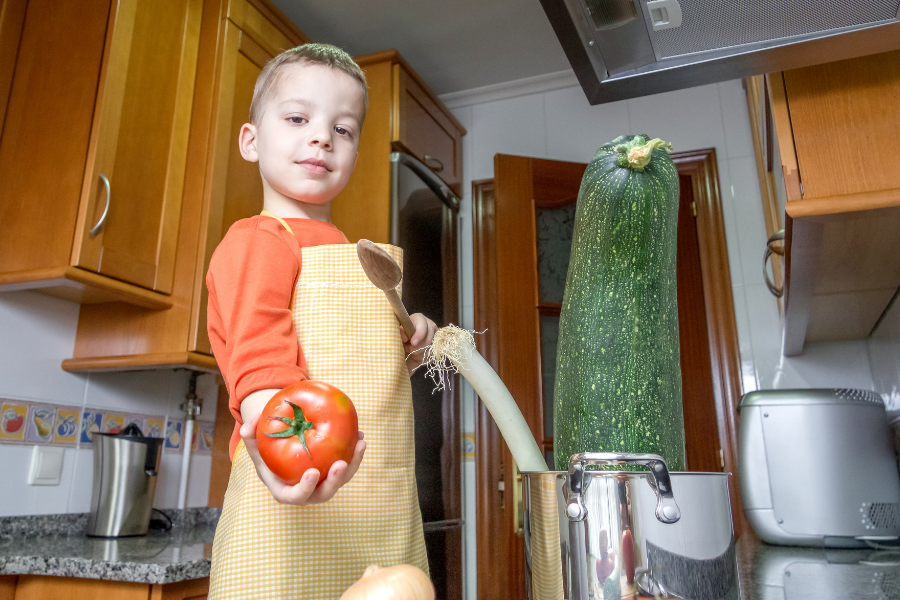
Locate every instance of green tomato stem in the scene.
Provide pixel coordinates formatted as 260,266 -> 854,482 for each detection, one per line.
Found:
264,401 -> 314,459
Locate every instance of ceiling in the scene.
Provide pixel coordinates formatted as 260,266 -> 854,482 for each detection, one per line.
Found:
268,0 -> 574,96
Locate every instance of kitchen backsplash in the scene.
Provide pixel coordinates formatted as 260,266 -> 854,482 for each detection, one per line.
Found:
0,398 -> 214,453
0,290 -> 218,517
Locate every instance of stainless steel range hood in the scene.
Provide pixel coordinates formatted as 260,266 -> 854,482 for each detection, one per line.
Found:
540,0 -> 900,104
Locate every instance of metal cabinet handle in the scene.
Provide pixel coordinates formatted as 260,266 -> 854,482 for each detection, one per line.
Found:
423,154 -> 444,173
763,228 -> 785,298
90,173 -> 111,237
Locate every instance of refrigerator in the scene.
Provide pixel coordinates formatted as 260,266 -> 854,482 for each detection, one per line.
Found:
390,151 -> 463,600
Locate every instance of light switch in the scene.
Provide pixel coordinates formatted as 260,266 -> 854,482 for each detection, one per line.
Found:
28,445 -> 64,485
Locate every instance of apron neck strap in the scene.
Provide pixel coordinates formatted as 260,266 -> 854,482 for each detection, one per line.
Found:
260,210 -> 294,235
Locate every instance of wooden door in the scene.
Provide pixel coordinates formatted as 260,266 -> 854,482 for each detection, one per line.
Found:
74,0 -> 203,293
474,151 -> 745,599
191,4 -> 304,355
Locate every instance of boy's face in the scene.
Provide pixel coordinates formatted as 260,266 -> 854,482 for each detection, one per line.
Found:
240,63 -> 365,208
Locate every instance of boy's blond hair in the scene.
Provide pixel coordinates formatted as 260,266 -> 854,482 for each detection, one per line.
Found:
249,43 -> 368,126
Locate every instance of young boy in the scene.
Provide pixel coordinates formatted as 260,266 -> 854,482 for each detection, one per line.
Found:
206,44 -> 437,599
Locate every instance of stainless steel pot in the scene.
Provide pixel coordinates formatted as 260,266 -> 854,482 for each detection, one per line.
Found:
522,453 -> 739,600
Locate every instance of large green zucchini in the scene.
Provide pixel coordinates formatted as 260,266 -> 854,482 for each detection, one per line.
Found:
553,134 -> 686,471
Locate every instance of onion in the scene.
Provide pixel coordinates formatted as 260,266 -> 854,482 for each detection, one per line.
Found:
340,565 -> 434,600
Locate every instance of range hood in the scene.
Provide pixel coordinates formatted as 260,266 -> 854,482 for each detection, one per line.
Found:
540,0 -> 900,104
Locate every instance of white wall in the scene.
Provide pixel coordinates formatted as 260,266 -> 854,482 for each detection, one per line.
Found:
869,296 -> 900,412
0,291 -> 217,516
442,73 -> 876,600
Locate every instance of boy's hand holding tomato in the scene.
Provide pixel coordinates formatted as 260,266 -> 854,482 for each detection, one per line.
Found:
240,381 -> 365,506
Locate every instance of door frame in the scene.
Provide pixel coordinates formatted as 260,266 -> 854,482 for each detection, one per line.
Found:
472,149 -> 747,600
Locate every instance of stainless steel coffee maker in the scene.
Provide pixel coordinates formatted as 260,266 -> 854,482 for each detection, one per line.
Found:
85,424 -> 163,537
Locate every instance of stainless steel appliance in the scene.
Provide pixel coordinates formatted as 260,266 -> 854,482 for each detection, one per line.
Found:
753,542 -> 900,600
539,0 -> 900,104
739,388 -> 900,548
85,424 -> 163,537
522,453 -> 739,600
390,151 -> 463,597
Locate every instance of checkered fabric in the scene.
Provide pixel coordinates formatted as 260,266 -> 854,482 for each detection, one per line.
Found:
528,476 -> 564,600
209,243 -> 428,600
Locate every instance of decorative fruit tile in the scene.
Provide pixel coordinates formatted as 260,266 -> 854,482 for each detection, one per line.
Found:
145,417 -> 165,439
25,404 -> 55,444
196,423 -> 215,454
164,420 -> 184,452
100,413 -> 125,435
80,411 -> 103,445
124,414 -> 146,435
0,401 -> 29,441
0,401 -> 170,448
53,408 -> 80,445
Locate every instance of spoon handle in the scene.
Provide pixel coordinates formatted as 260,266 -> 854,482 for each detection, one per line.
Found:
384,288 -> 416,338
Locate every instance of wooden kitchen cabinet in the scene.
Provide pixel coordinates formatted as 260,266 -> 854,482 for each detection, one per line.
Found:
0,0 -> 203,308
61,0 -> 308,373
745,49 -> 900,355
0,574 -> 208,600
331,50 -> 466,244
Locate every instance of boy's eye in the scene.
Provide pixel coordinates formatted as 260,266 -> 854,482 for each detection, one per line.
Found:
288,116 -> 307,124
335,126 -> 351,136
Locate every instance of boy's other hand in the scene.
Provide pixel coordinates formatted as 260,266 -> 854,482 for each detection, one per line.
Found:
240,413 -> 366,505
402,312 -> 438,373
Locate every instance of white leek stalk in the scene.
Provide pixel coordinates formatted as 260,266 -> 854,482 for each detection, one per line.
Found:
423,326 -> 546,472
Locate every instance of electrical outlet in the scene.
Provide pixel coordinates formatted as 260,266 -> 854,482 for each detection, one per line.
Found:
27,445 -> 64,485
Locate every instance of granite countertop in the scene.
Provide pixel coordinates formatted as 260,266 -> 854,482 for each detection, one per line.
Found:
4,510 -> 899,595
0,508 -> 219,585
735,534 -> 900,600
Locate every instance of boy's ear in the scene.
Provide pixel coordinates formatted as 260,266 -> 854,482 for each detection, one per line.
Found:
238,123 -> 259,163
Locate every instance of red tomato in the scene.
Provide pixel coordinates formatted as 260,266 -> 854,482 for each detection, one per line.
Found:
6,415 -> 23,433
256,380 -> 358,486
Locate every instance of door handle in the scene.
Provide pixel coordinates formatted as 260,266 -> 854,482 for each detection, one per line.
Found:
423,155 -> 444,173
763,229 -> 784,297
90,173 -> 111,237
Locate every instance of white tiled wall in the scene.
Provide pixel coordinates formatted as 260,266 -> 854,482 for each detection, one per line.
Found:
0,291 -> 218,517
446,76 -> 876,599
869,296 -> 900,412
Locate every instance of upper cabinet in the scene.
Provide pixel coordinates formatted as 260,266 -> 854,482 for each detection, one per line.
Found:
746,49 -> 900,355
331,50 -> 466,244
62,0 -> 307,373
0,0 -> 203,308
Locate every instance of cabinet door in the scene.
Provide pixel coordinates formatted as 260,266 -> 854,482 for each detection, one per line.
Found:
392,64 -> 462,191
0,0 -> 27,136
75,0 -> 203,293
0,0 -> 109,275
191,23 -> 275,354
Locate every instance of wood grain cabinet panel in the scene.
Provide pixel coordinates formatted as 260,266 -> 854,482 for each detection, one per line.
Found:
745,49 -> 900,354
63,0 -> 307,373
1,574 -> 208,600
0,0 -> 202,307
332,50 -> 466,244
393,64 -> 462,191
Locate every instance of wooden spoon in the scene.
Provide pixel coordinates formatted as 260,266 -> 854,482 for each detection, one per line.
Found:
356,239 -> 416,338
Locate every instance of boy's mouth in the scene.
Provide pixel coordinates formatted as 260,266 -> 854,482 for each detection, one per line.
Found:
298,158 -> 330,174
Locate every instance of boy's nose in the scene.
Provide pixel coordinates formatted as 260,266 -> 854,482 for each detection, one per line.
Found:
309,129 -> 332,150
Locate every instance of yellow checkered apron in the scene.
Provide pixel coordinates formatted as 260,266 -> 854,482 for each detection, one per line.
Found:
209,237 -> 428,599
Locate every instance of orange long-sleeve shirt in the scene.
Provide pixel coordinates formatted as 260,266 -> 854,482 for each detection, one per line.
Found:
206,215 -> 349,458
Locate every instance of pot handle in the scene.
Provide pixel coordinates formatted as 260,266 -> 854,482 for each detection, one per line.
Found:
566,452 -> 681,524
